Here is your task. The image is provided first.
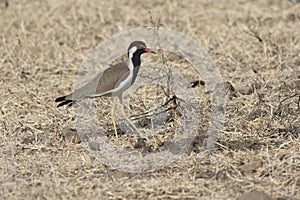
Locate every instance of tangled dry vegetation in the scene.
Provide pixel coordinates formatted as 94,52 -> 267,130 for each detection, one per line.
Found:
1,0 -> 299,199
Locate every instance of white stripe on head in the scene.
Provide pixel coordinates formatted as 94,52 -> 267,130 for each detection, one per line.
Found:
128,46 -> 137,58
127,45 -> 137,72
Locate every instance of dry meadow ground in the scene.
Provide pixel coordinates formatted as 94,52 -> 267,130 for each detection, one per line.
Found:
1,0 -> 300,199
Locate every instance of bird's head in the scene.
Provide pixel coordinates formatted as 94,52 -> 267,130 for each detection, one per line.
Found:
127,41 -> 156,57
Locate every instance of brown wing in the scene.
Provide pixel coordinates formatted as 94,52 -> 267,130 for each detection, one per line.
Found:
94,61 -> 130,96
64,61 -> 130,100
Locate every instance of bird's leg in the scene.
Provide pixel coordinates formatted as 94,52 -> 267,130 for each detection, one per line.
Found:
111,97 -> 118,138
119,99 -> 142,137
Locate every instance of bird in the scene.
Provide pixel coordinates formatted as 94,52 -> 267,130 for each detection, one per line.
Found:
55,41 -> 156,138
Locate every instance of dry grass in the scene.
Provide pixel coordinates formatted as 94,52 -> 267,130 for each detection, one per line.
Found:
1,0 -> 300,199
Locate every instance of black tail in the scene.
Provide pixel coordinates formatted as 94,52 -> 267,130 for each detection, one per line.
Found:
55,95 -> 74,107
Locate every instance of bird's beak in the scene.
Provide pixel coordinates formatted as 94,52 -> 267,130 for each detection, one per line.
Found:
145,47 -> 156,54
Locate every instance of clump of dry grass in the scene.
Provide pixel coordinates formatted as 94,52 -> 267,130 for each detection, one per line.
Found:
1,0 -> 299,199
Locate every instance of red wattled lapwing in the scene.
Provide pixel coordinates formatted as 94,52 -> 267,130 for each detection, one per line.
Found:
55,41 -> 156,137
